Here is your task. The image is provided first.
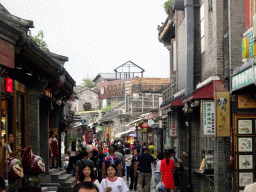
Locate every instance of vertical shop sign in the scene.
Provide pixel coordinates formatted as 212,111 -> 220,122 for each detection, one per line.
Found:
249,31 -> 256,58
202,101 -> 215,136
216,92 -> 230,137
169,113 -> 178,136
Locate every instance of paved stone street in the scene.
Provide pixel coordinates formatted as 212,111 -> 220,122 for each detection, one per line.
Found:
123,167 -> 156,192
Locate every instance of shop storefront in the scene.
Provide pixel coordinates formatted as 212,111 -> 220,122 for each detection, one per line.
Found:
231,60 -> 256,191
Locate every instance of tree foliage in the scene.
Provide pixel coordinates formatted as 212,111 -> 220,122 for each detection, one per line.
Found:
82,77 -> 95,88
164,0 -> 173,14
32,30 -> 49,51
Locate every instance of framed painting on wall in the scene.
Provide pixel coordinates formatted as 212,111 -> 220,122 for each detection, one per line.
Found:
239,172 -> 253,187
238,137 -> 253,152
238,120 -> 252,134
239,155 -> 253,169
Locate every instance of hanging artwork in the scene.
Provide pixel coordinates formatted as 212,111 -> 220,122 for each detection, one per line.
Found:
239,172 -> 253,187
238,120 -> 252,134
238,137 -> 253,152
216,92 -> 230,137
239,155 -> 253,169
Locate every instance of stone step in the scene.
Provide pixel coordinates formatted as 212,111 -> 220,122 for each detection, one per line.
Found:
51,170 -> 67,182
58,173 -> 73,183
61,176 -> 75,188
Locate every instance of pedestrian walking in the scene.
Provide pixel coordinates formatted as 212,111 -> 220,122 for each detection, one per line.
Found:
111,144 -> 125,176
171,150 -> 183,192
155,152 -> 165,188
134,147 -> 157,192
98,164 -> 129,192
129,149 -> 140,191
124,149 -> 132,182
75,151 -> 95,184
102,146 -> 122,178
160,149 -> 175,192
97,146 -> 107,183
148,142 -> 156,158
78,164 -> 100,188
90,150 -> 100,179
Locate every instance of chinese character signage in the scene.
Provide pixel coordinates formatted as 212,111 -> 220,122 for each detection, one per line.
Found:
202,101 -> 215,136
216,92 -> 230,137
169,113 -> 178,136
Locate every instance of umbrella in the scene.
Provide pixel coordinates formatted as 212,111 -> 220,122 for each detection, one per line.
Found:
129,134 -> 137,137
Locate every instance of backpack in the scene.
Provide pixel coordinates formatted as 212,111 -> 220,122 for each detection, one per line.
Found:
149,147 -> 154,155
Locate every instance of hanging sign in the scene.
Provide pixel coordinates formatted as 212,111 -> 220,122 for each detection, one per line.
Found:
242,38 -> 249,59
169,113 -> 178,136
216,92 -> 230,137
249,31 -> 256,58
202,101 -> 215,136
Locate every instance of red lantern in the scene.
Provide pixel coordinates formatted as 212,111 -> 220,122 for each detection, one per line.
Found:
141,122 -> 149,128
4,156 -> 24,180
22,146 -> 45,176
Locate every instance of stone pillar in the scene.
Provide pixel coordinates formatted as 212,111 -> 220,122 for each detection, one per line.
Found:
28,88 -> 40,155
40,98 -> 50,173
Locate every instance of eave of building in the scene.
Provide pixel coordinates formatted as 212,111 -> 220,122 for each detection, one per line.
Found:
0,5 -> 34,29
159,19 -> 173,40
0,16 -> 23,44
18,34 -> 65,78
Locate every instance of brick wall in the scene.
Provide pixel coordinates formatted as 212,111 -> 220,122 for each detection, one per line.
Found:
229,0 -> 245,71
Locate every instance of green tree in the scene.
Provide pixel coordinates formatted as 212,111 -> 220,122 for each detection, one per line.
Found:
164,0 -> 173,14
82,77 -> 94,88
32,30 -> 49,51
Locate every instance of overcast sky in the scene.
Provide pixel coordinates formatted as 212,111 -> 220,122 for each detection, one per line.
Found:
1,1 -> 170,85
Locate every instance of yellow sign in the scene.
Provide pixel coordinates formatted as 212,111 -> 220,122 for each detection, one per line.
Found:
242,38 -> 249,59
199,158 -> 205,171
216,92 -> 230,137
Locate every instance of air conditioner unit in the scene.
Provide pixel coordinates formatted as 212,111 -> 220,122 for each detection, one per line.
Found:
253,14 -> 256,43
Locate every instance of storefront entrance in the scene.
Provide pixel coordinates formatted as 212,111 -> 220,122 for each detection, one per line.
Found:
1,96 -> 12,146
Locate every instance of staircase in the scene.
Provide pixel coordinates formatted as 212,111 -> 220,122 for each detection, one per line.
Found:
41,169 -> 75,192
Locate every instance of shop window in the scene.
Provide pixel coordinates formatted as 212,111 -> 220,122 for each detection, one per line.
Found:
201,137 -> 215,170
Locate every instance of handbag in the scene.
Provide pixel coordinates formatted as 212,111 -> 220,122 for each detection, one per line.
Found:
156,181 -> 165,192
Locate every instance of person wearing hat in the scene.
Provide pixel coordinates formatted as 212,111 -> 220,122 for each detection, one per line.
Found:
170,148 -> 183,192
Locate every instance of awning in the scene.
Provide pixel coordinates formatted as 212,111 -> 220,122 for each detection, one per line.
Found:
160,94 -> 184,110
182,77 -> 224,103
115,127 -> 136,138
125,118 -> 144,127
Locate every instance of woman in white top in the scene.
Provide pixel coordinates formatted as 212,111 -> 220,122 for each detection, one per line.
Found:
4,133 -> 23,157
99,164 -> 129,192
155,152 -> 165,189
79,164 -> 100,187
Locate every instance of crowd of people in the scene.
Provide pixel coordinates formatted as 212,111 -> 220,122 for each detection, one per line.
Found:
65,139 -> 184,192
